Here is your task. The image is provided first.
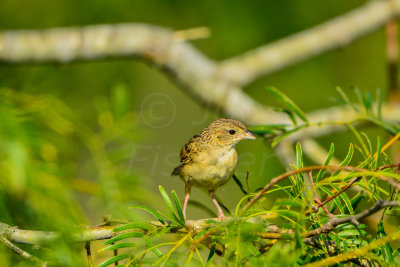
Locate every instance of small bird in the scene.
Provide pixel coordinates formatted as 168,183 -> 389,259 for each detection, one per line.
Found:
171,118 -> 256,221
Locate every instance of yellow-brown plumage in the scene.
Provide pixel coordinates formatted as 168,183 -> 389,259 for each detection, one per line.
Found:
172,118 -> 256,221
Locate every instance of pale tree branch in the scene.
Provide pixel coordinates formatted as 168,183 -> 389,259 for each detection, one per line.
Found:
219,0 -> 400,86
1,0 -> 400,130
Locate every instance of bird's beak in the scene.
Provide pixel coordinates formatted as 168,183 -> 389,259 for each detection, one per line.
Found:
241,129 -> 257,140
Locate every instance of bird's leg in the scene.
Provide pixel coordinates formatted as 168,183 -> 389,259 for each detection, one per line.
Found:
183,184 -> 191,221
209,191 -> 225,221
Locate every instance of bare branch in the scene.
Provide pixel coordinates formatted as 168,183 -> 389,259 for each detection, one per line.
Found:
1,1 -> 400,131
0,236 -> 47,266
305,200 -> 400,237
219,0 -> 400,85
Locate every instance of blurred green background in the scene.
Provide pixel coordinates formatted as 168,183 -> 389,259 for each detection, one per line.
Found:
0,0 -> 392,265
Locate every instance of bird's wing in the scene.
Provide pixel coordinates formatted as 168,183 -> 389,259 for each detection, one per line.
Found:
180,135 -> 200,164
171,135 -> 200,176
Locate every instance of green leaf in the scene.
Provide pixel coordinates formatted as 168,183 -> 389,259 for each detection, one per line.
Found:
131,206 -> 165,224
330,184 -> 354,215
316,143 -> 334,182
145,236 -> 163,258
337,229 -> 363,236
333,143 -> 354,176
104,232 -> 144,245
393,248 -> 400,257
271,125 -> 307,147
171,190 -> 185,223
101,242 -> 136,251
336,87 -> 359,113
207,242 -> 216,262
345,192 -> 365,213
98,254 -> 130,267
159,185 -> 175,216
113,222 -> 153,232
365,117 -> 400,135
354,88 -> 366,114
266,86 -> 308,124
365,91 -> 373,116
319,185 -> 344,214
373,136 -> 382,170
361,132 -> 372,158
377,220 -> 393,263
347,124 -> 368,157
295,143 -> 304,195
296,142 -> 303,169
284,109 -> 298,126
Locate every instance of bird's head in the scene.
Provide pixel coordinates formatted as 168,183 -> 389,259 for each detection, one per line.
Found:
202,118 -> 256,147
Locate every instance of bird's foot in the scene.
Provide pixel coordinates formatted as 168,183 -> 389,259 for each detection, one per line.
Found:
217,211 -> 226,221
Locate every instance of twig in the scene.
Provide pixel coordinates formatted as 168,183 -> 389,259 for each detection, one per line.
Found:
0,237 -> 47,266
378,163 -> 400,170
1,0 -> 400,134
309,171 -> 332,215
113,244 -> 118,266
239,165 -> 400,216
219,0 -> 400,85
316,176 -> 361,210
305,200 -> 400,237
85,242 -> 93,267
0,200 -> 397,266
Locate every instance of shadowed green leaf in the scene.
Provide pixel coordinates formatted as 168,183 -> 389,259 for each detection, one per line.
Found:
333,143 -> 354,176
145,236 -> 163,258
98,254 -> 129,267
347,124 -> 368,157
171,190 -> 185,223
295,143 -> 304,195
159,185 -> 176,218
101,242 -> 136,251
271,125 -> 307,147
131,206 -> 165,224
373,136 -> 382,170
330,184 -> 354,215
316,143 -> 334,182
319,185 -> 344,214
104,232 -> 144,245
336,87 -> 359,113
377,220 -> 393,263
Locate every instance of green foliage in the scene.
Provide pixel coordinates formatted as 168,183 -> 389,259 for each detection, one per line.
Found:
0,86 -> 148,265
96,87 -> 400,266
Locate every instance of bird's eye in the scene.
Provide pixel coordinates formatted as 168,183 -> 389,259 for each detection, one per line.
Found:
228,129 -> 236,135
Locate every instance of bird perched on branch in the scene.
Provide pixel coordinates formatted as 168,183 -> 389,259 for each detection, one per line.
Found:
172,118 -> 256,221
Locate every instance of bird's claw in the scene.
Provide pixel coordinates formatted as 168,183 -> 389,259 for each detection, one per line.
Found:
217,211 -> 226,221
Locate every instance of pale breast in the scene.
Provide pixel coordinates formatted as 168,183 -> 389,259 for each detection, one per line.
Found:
181,147 -> 238,190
